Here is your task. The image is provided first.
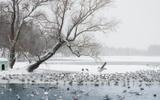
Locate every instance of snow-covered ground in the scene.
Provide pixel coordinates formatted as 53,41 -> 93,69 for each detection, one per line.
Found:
12,56 -> 160,74
0,56 -> 160,82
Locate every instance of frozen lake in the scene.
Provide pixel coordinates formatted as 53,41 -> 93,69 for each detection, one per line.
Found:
15,56 -> 160,74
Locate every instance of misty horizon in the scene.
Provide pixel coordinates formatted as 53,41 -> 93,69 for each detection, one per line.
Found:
100,44 -> 160,56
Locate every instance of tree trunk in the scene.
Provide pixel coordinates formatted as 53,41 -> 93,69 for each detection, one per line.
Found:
9,0 -> 16,69
27,41 -> 64,72
9,46 -> 16,69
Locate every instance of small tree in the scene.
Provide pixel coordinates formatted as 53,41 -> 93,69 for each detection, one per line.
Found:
27,0 -> 115,72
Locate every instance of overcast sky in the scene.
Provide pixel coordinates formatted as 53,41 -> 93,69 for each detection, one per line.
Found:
98,0 -> 160,50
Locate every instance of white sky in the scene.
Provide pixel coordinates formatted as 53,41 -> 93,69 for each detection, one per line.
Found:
2,0 -> 159,50
98,0 -> 160,50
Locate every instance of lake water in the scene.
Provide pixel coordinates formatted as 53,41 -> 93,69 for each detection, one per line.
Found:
0,84 -> 110,100
1,82 -> 160,100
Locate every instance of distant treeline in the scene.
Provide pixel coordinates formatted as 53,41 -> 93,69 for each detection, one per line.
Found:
101,45 -> 160,56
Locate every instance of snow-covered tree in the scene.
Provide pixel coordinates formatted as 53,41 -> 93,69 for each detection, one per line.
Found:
0,0 -> 49,68
27,0 -> 115,72
0,0 -> 115,72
